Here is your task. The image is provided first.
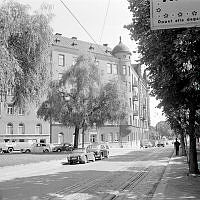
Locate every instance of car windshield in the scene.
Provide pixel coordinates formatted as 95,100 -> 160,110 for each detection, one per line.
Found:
88,144 -> 99,149
73,148 -> 85,153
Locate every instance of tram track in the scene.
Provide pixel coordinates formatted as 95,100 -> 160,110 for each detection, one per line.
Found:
41,148 -> 169,200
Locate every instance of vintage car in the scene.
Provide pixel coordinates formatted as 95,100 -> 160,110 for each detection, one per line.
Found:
86,143 -> 110,160
66,148 -> 95,164
51,143 -> 74,152
21,143 -> 51,153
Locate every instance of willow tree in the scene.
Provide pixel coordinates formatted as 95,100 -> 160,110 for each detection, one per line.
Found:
37,55 -> 126,148
0,1 -> 53,106
126,0 -> 200,174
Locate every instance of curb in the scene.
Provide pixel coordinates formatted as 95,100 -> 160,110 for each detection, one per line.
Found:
151,150 -> 175,200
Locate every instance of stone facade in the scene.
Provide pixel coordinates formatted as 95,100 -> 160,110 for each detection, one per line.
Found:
50,34 -> 150,148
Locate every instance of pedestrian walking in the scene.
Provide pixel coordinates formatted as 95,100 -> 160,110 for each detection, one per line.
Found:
174,138 -> 180,156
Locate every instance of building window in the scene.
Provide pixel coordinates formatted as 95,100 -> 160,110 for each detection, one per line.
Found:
109,133 -> 113,142
127,135 -> 130,141
36,124 -> 42,135
7,104 -> 14,115
58,54 -> 65,66
7,86 -> 14,96
107,63 -> 112,74
18,123 -> 25,134
18,107 -> 25,115
129,82 -> 131,92
58,132 -> 64,144
128,66 -> 131,76
101,134 -> 104,142
114,133 -> 119,141
58,73 -> 63,80
7,123 -> 13,134
122,65 -> 126,75
130,115 -> 132,125
129,98 -> 132,108
112,64 -> 118,74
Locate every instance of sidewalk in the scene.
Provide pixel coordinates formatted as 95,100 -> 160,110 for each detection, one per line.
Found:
152,150 -> 200,200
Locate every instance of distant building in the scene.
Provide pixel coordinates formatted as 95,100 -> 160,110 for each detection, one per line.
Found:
0,34 -> 150,148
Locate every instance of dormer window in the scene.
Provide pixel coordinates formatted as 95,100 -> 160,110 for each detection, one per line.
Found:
71,37 -> 77,46
89,45 -> 94,50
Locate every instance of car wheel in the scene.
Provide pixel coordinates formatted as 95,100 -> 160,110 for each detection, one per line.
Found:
57,149 -> 61,152
44,149 -> 49,153
25,149 -> 31,153
8,148 -> 13,153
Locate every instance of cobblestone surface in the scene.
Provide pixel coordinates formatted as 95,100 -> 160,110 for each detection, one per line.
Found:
151,151 -> 200,200
42,148 -> 174,200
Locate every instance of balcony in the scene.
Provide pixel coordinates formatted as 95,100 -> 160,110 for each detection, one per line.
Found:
140,115 -> 147,120
132,94 -> 138,101
132,82 -> 138,87
133,110 -> 139,116
143,104 -> 147,109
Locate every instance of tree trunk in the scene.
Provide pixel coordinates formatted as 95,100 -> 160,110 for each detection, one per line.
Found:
188,106 -> 199,174
74,125 -> 79,149
82,128 -> 85,148
180,130 -> 186,156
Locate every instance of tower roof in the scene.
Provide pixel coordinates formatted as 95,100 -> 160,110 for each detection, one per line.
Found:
112,36 -> 131,55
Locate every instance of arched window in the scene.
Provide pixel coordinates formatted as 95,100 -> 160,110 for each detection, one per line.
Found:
18,123 -> 25,134
7,123 -> 13,134
36,124 -> 42,135
58,132 -> 64,144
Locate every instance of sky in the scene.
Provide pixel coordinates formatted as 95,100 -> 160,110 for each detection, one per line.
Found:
12,0 -> 166,126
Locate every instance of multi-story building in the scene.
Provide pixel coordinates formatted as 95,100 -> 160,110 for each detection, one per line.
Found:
50,34 -> 150,148
0,91 -> 50,143
0,33 -> 150,148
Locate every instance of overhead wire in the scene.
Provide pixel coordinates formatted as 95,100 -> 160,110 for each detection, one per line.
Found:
98,0 -> 111,44
58,0 -> 115,60
59,0 -> 99,47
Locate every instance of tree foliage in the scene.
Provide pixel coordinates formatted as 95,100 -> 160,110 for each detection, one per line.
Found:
37,55 -> 126,148
156,121 -> 174,139
126,0 -> 200,174
0,0 -> 53,106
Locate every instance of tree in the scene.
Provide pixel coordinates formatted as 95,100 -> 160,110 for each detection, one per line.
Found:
164,105 -> 187,156
156,121 -> 173,139
0,1 -> 53,106
126,0 -> 200,174
37,55 -> 126,148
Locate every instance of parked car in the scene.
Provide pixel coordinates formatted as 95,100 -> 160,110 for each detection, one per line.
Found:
66,148 -> 95,165
157,141 -> 165,147
51,143 -> 74,152
21,143 -> 51,153
0,142 -> 34,153
86,143 -> 110,160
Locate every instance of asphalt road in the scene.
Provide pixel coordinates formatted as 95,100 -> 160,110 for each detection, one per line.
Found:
0,146 -> 174,200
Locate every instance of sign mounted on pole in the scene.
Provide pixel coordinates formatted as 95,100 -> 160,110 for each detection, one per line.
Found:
150,0 -> 200,30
